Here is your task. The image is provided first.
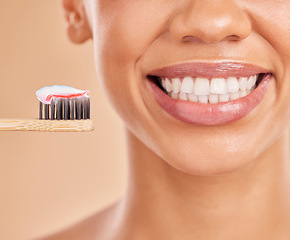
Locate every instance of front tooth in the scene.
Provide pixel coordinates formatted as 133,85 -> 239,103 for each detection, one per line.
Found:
165,78 -> 173,92
230,91 -> 239,100
210,78 -> 227,94
219,93 -> 230,102
180,77 -> 194,94
198,95 -> 208,103
209,94 -> 219,104
188,93 -> 198,102
239,90 -> 247,97
172,78 -> 181,93
179,92 -> 188,101
227,77 -> 239,92
239,77 -> 247,91
194,78 -> 210,95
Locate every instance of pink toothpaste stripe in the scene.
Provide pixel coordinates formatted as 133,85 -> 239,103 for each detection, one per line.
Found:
45,91 -> 88,102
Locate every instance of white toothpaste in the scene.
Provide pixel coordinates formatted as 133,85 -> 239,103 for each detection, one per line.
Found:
36,85 -> 89,104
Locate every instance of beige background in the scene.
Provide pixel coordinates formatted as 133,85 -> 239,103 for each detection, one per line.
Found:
0,1 -> 127,240
1,1 -> 290,240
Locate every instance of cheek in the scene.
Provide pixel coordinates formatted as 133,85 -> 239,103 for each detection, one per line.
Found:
93,0 -> 173,128
244,2 -> 290,128
243,2 -> 290,68
95,0 -> 171,62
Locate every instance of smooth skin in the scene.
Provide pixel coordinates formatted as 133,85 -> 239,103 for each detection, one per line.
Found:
43,0 -> 290,239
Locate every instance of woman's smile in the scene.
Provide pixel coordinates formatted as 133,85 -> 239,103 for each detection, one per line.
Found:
146,61 -> 274,125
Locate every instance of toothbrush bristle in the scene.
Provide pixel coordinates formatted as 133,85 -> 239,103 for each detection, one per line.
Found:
39,96 -> 90,120
39,102 -> 43,119
44,104 -> 49,120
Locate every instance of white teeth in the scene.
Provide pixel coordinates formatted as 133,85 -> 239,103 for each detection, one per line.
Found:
210,78 -> 227,94
198,95 -> 208,103
247,86 -> 255,94
219,93 -> 230,102
162,79 -> 166,90
247,75 -> 257,90
165,78 -> 173,92
172,78 -> 181,93
252,75 -> 257,86
170,91 -> 179,99
188,93 -> 198,102
239,90 -> 247,97
230,91 -> 240,100
194,77 -> 210,95
161,74 -> 259,103
209,94 -> 219,104
227,77 -> 239,93
179,92 -> 188,101
238,77 -> 248,91
180,77 -> 194,94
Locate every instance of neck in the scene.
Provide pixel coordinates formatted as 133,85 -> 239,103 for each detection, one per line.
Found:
118,130 -> 290,240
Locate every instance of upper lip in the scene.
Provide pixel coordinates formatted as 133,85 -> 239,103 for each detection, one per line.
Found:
147,61 -> 272,79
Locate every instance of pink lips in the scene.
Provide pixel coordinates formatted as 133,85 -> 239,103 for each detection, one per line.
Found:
148,61 -> 270,78
147,62 -> 273,125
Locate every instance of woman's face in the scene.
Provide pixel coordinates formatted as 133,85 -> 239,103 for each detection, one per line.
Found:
85,0 -> 290,175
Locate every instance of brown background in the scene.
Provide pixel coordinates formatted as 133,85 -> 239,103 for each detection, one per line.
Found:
1,1 -> 290,240
0,1 -> 127,240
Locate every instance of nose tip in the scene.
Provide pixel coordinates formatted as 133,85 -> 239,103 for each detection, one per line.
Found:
169,1 -> 252,44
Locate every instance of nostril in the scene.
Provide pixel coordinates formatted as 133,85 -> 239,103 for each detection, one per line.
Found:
181,34 -> 241,44
224,35 -> 241,41
182,35 -> 201,42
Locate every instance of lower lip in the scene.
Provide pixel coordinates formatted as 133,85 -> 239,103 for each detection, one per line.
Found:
148,74 -> 272,125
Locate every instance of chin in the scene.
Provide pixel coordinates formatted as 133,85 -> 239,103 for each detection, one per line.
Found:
157,137 -> 263,176
164,152 -> 254,176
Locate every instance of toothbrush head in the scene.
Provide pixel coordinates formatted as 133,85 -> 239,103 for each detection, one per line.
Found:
36,85 -> 90,120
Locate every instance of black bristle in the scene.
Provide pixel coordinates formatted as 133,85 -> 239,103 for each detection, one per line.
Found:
39,95 -> 90,121
70,99 -> 75,120
84,98 -> 88,120
51,98 -> 55,120
76,98 -> 82,120
39,102 -> 43,119
81,98 -> 84,119
67,99 -> 71,119
61,99 -> 64,119
87,98 -> 90,119
64,99 -> 69,120
75,99 -> 77,119
75,98 -> 78,119
44,104 -> 49,120
56,98 -> 61,120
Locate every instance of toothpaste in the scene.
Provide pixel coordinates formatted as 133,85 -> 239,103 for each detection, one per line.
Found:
36,85 -> 89,104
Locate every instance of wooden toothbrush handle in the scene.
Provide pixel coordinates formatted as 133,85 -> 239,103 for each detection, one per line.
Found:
0,119 -> 94,132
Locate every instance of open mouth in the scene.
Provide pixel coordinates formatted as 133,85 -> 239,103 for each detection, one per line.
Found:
146,62 -> 273,125
147,73 -> 267,104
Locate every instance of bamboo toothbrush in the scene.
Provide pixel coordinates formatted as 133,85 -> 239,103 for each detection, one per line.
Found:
0,85 -> 94,132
